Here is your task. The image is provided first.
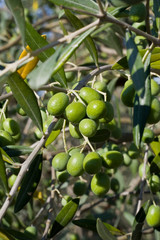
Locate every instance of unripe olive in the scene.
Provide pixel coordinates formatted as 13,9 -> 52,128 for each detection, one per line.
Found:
111,178 -> 120,193
52,152 -> 70,171
24,226 -> 37,240
149,175 -> 160,193
69,122 -> 82,139
151,79 -> 160,96
147,97 -> 160,124
142,128 -> 154,143
73,180 -> 87,196
79,87 -> 101,104
56,170 -> 70,183
146,205 -> 160,227
47,92 -> 69,116
86,100 -> 107,120
65,102 -> 86,123
83,152 -> 102,174
138,163 -> 150,179
67,152 -> 85,177
103,151 -> 124,169
3,118 -> 20,137
79,119 -> 97,138
91,172 -> 110,197
0,130 -> 14,147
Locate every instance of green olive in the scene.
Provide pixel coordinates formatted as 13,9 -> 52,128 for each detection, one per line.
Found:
91,172 -> 110,197
103,151 -> 124,169
79,119 -> 97,138
52,152 -> 70,171
67,152 -> 85,177
79,87 -> 101,104
65,102 -> 86,123
146,205 -> 160,227
47,92 -> 69,116
83,152 -> 102,174
73,180 -> 87,196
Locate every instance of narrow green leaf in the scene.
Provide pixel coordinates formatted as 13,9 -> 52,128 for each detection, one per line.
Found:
0,151 -> 8,192
132,200 -> 150,240
3,145 -> 33,157
0,227 -> 33,240
49,0 -> 99,15
7,72 -> 43,131
96,218 -> 117,240
25,21 -> 67,88
126,31 -> 151,147
0,147 -> 14,164
73,219 -> 124,236
25,21 -> 54,62
153,0 -> 160,31
29,27 -> 96,89
150,154 -> 160,175
112,47 -> 160,70
14,154 -> 43,213
49,198 -> 79,238
5,0 -> 25,46
45,130 -> 61,147
151,60 -> 160,69
112,56 -> 128,70
126,31 -> 145,97
0,228 -> 15,240
65,9 -> 98,65
150,140 -> 160,155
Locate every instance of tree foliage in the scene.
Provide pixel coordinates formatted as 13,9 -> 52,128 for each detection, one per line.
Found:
0,0 -> 160,239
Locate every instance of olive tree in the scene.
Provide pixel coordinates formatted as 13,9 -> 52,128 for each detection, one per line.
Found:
0,0 -> 160,239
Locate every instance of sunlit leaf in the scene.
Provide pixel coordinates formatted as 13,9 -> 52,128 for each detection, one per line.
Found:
0,227 -> 33,240
150,140 -> 160,155
49,198 -> 79,238
29,27 -> 96,89
0,147 -> 14,164
96,218 -> 116,240
49,0 -> 99,15
45,130 -> 61,147
7,72 -> 43,131
65,9 -> 98,65
0,228 -> 15,240
132,200 -> 150,240
73,219 -> 124,236
25,21 -> 67,88
150,154 -> 160,175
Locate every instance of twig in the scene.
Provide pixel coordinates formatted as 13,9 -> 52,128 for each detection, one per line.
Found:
136,145 -> 149,214
62,119 -> 68,153
78,176 -> 141,215
96,0 -> 106,16
42,166 -> 56,240
74,65 -> 112,90
0,19 -> 100,78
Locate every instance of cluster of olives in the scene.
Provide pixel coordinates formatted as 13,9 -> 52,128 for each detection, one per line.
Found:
52,147 -> 124,197
0,117 -> 21,147
121,78 -> 160,124
46,83 -> 125,197
47,85 -> 114,140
